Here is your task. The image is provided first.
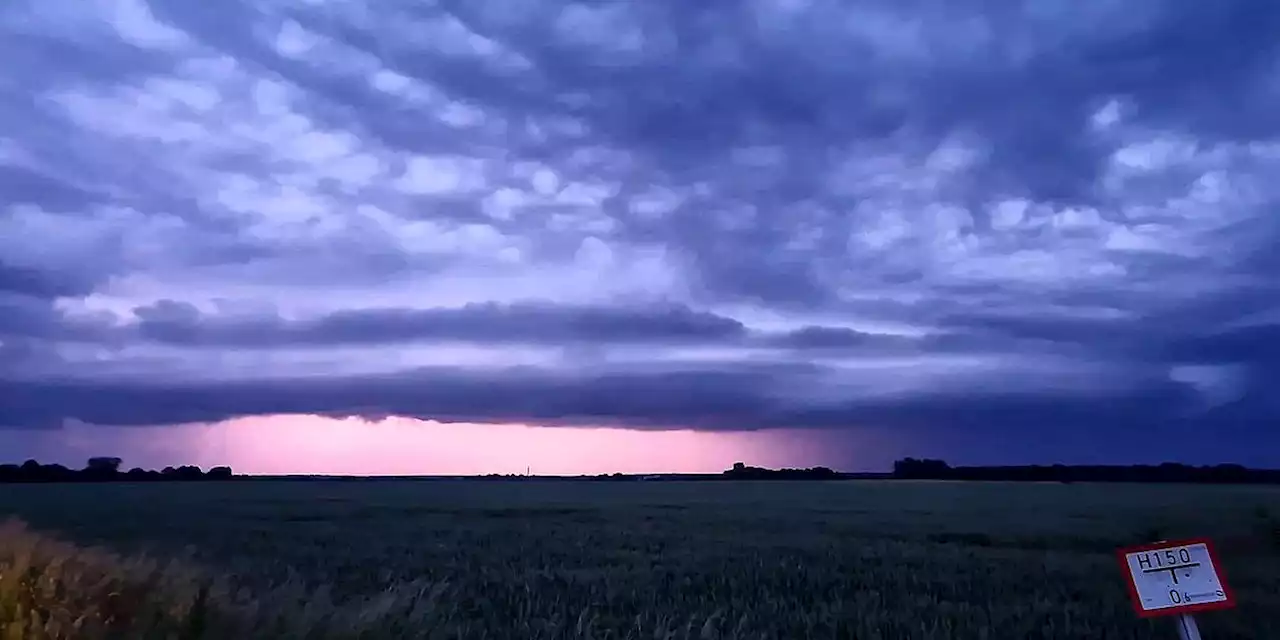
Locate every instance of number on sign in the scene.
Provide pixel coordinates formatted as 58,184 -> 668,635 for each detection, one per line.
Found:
1149,547 -> 1193,568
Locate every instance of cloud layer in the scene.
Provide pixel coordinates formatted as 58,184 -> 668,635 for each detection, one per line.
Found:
2,0 -> 1279,463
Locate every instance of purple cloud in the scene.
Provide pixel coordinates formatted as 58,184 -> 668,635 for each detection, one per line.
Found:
2,0 -> 1279,465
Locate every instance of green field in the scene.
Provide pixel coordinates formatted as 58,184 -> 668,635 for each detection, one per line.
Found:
1,480 -> 1278,639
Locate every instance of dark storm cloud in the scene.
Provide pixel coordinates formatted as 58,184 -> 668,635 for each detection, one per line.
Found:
0,296 -> 121,347
5,297 -> 956,354
0,165 -> 106,212
128,300 -> 747,346
768,326 -> 890,350
0,360 -> 1199,432
1,0 -> 1280,463
5,295 -> 1028,358
0,262 -> 94,299
128,0 -> 1280,208
421,1 -> 1280,205
0,365 -> 782,429
1164,323 -> 1280,368
932,312 -> 1155,356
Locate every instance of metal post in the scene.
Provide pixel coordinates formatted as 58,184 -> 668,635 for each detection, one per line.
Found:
1175,614 -> 1202,640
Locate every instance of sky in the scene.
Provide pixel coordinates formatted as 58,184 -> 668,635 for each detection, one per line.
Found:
2,0 -> 1280,475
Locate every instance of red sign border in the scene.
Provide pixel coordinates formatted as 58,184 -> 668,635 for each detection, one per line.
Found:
1115,537 -> 1236,618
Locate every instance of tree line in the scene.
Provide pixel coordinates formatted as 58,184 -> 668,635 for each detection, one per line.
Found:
891,457 -> 1280,484
722,462 -> 841,480
0,457 -> 235,483
6,456 -> 1274,484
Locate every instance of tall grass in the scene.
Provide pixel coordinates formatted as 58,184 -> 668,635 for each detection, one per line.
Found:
0,519 -> 747,639
0,519 -> 462,639
2,481 -> 1278,639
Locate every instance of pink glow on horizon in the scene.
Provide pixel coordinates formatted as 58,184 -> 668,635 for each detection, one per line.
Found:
17,416 -> 886,475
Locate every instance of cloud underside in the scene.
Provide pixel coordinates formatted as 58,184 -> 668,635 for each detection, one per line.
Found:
1,0 -> 1279,446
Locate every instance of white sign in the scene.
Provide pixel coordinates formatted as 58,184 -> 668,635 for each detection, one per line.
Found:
1119,540 -> 1233,616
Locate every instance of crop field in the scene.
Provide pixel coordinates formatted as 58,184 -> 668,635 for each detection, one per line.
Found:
1,480 -> 1278,639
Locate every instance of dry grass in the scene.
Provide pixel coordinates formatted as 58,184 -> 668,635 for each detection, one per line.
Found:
0,519 -> 467,639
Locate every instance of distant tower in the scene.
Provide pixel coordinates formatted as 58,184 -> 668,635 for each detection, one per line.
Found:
733,462 -> 745,472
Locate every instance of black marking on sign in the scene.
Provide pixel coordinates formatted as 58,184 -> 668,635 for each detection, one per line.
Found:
1141,562 -> 1201,584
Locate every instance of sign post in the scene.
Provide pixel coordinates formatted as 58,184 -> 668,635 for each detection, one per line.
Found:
1174,613 -> 1201,640
1116,538 -> 1235,638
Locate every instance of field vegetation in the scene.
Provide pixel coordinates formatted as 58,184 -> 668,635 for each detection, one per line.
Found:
1,480 -> 1278,639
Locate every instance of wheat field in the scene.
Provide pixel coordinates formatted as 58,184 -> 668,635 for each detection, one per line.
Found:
1,480 -> 1277,639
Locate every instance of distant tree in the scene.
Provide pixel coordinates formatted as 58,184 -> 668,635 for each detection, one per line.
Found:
43,464 -> 72,482
892,458 -> 952,479
83,457 -> 124,481
174,465 -> 205,480
722,463 -> 841,480
125,467 -> 150,481
0,459 -> 238,483
86,457 -> 123,473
